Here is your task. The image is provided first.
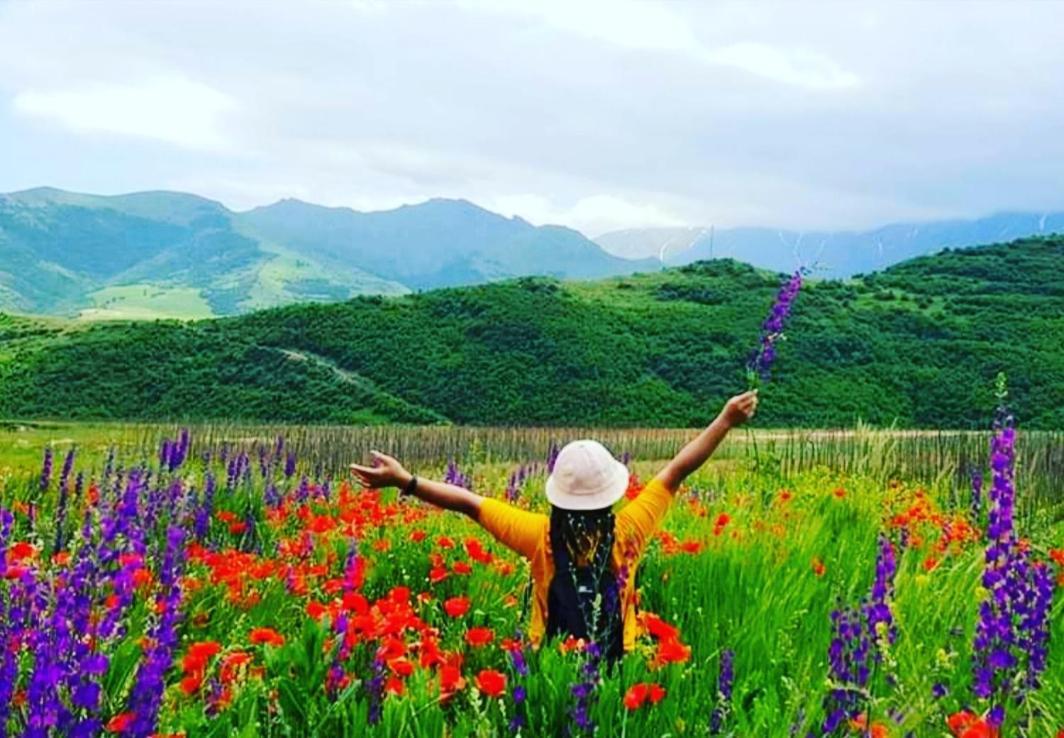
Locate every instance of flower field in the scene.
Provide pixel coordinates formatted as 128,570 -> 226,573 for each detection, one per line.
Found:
0,418 -> 1062,737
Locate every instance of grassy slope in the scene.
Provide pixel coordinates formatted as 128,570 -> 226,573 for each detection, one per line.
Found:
0,237 -> 1062,428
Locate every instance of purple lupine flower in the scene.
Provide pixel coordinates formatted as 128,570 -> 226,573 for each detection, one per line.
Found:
126,525 -> 186,737
443,459 -> 472,490
747,270 -> 803,386
59,448 -> 75,491
506,635 -> 529,733
194,472 -> 217,542
819,535 -> 897,735
284,450 -> 297,478
710,649 -> 735,734
968,375 -> 1054,726
546,441 -> 561,473
568,641 -> 602,733
296,475 -> 311,503
366,655 -> 387,725
53,463 -> 76,554
506,470 -> 520,502
39,447 -> 54,490
264,481 -> 283,509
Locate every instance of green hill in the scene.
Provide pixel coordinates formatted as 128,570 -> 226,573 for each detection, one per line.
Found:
1,237 -> 1062,428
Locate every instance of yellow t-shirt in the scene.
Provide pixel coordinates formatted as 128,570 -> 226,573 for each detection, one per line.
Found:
478,477 -> 674,652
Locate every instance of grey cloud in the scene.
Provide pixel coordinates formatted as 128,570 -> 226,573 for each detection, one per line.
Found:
1,0 -> 1063,233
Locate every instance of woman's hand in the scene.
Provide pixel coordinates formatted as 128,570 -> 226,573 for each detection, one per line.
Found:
350,450 -> 412,489
721,390 -> 758,428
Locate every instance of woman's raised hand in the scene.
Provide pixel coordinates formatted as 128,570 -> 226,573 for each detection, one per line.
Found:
350,450 -> 411,489
721,390 -> 759,427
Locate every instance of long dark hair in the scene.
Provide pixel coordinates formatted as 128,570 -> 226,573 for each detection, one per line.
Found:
546,506 -> 623,660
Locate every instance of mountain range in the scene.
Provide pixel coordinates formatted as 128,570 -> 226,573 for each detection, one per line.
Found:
3,186 -> 1064,319
0,187 -> 654,318
595,211 -> 1064,277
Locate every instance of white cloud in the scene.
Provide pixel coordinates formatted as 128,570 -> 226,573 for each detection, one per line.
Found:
487,194 -> 687,235
13,75 -> 236,150
703,43 -> 860,91
468,0 -> 858,90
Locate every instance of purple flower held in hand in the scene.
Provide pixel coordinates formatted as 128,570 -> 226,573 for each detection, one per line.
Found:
748,270 -> 804,387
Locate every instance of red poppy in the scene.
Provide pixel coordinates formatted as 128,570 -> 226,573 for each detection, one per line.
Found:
464,627 -> 494,648
475,669 -> 506,697
623,682 -> 666,710
812,557 -> 826,577
642,613 -> 678,641
249,627 -> 285,647
443,596 -> 471,618
452,561 -> 473,575
923,556 -> 940,572
182,640 -> 221,676
947,710 -> 999,738
465,538 -> 493,564
105,712 -> 135,733
440,664 -> 465,694
8,542 -> 37,561
624,683 -> 648,710
654,637 -> 690,665
850,714 -> 888,738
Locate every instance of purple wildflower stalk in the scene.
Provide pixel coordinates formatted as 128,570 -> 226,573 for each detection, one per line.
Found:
39,447 -> 53,491
443,459 -> 472,490
970,374 -> 1054,728
366,654 -> 386,725
747,270 -> 803,387
710,649 -> 735,734
546,442 -> 561,474
819,535 -> 897,735
127,525 -> 186,737
568,642 -> 602,734
507,634 -> 530,733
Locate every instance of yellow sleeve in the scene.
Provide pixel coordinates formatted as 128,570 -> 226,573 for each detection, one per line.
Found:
615,477 -> 673,557
478,498 -> 548,560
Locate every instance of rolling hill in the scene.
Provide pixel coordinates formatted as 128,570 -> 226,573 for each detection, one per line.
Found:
0,188 -> 654,317
596,211 -> 1064,278
1,236 -> 1061,428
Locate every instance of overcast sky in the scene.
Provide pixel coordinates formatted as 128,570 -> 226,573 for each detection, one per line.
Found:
2,0 -> 1064,235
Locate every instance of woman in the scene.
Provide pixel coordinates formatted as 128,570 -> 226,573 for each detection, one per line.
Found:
350,390 -> 757,658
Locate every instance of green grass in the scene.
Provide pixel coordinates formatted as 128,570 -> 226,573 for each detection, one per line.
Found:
78,284 -> 217,321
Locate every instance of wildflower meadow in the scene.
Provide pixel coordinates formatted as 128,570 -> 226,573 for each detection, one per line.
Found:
0,271 -> 1061,737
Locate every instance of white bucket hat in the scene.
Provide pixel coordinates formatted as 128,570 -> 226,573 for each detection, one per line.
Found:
545,440 -> 630,511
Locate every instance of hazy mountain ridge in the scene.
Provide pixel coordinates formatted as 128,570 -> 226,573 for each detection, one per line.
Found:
0,188 -> 653,317
596,211 -> 1064,276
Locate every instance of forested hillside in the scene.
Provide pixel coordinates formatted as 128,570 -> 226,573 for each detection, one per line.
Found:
1,237 -> 1061,428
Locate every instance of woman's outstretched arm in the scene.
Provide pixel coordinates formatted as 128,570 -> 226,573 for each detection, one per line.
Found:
350,451 -> 483,518
655,391 -> 758,492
